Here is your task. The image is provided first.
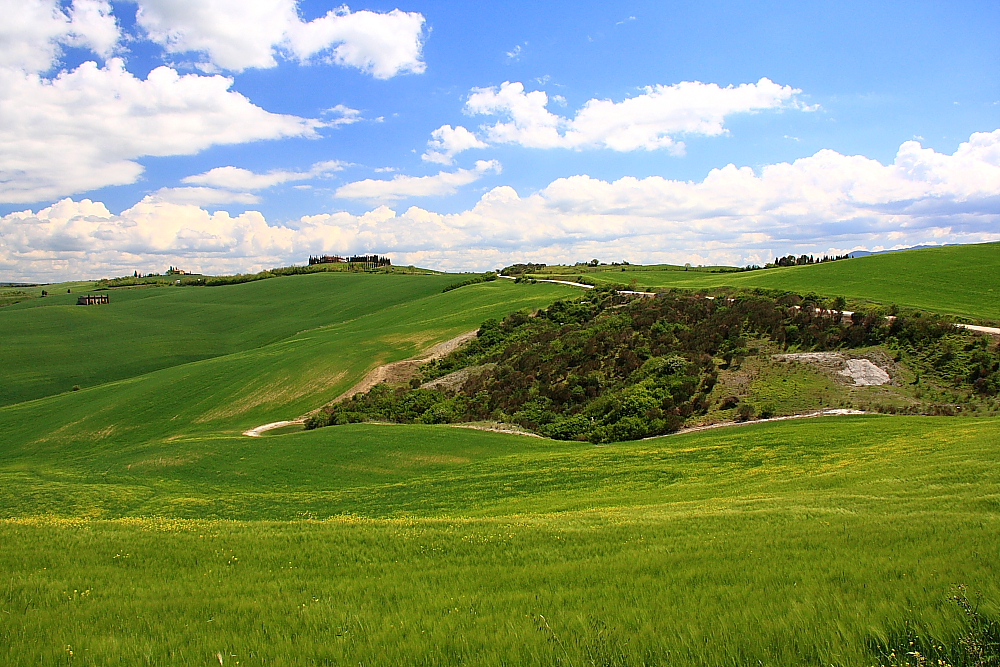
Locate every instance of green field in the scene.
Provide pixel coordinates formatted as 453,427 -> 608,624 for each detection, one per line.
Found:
2,256 -> 999,665
532,243 -> 1000,322
0,278 -> 578,448
3,417 -> 998,665
0,273 -> 471,406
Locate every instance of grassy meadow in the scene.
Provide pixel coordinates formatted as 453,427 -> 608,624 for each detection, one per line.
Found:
0,278 -> 578,450
0,272 -> 468,406
531,243 -> 1000,321
2,254 -> 999,665
2,416 -> 999,665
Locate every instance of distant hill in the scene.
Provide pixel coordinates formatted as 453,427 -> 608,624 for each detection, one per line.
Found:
528,242 -> 1000,321
847,243 -> 954,258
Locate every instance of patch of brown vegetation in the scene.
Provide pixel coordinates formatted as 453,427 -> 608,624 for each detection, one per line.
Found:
421,363 -> 496,391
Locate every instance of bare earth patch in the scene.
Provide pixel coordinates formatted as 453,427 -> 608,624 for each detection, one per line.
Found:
773,351 -> 894,386
333,330 -> 478,403
839,358 -> 891,386
421,363 -> 496,391
243,330 -> 479,437
448,421 -> 543,437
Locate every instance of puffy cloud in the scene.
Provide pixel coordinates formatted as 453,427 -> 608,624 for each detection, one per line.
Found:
287,6 -> 426,78
166,161 -> 347,205
2,132 -> 998,280
422,125 -> 489,165
465,78 -> 805,153
335,160 -> 502,201
0,59 -> 321,204
0,0 -> 119,72
63,0 -> 120,57
323,104 -> 362,127
136,0 -> 426,77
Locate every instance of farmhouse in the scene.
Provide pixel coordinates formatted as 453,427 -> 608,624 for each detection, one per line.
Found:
309,254 -> 347,264
77,294 -> 109,305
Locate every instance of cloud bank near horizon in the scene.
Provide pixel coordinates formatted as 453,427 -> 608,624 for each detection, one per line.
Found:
1,130 -> 998,282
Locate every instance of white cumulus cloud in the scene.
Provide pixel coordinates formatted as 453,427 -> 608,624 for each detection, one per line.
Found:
136,0 -> 426,77
2,131 -> 998,281
422,125 -> 489,165
335,160 -> 502,201
0,59 -> 321,204
167,161 -> 347,205
465,78 -> 805,153
0,0 -> 120,73
323,104 -> 362,126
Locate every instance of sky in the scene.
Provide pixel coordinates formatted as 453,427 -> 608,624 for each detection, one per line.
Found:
0,0 -> 998,281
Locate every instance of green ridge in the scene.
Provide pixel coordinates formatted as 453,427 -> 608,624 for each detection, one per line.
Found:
534,243 -> 1000,321
0,273 -> 462,406
0,279 -> 578,450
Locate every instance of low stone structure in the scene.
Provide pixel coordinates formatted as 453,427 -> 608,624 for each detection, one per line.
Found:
77,294 -> 109,305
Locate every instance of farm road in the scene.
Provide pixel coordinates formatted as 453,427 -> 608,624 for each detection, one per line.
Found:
500,275 -> 1000,333
242,330 -> 478,437
641,408 -> 868,441
498,275 -> 657,296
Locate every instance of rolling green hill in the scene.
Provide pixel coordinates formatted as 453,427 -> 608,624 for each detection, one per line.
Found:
2,416 -> 998,665
1,258 -> 999,665
0,273 -> 467,406
0,278 -> 579,450
533,243 -> 1000,321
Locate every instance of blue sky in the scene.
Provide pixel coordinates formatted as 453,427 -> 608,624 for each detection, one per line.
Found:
0,0 -> 997,280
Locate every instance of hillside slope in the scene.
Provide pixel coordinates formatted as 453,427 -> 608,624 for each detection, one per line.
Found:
537,243 -> 1000,321
1,416 -> 998,665
0,273 -> 465,406
0,279 -> 578,453
1,257 -> 999,665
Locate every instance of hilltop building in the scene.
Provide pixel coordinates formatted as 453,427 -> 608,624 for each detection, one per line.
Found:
309,255 -> 347,264
77,294 -> 109,305
309,254 -> 392,269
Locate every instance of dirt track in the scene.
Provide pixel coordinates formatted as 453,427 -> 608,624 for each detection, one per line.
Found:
243,419 -> 304,437
242,330 -> 478,437
332,330 -> 478,403
642,408 -> 868,440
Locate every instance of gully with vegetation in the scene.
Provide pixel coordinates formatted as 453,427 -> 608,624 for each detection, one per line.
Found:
307,287 -> 1000,442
